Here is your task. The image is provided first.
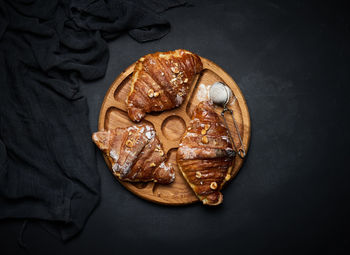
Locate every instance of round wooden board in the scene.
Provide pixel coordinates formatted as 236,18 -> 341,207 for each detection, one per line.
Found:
98,56 -> 251,205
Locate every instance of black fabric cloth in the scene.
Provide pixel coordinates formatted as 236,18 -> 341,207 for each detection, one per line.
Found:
0,0 -> 185,241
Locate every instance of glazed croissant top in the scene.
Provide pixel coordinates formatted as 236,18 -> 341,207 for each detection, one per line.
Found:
127,49 -> 203,122
92,124 -> 175,184
177,101 -> 235,205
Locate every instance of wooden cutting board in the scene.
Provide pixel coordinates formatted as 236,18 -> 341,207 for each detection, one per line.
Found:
98,56 -> 251,205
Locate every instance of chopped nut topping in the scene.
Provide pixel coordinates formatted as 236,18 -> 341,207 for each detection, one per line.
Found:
178,79 -> 183,84
148,89 -> 154,98
178,92 -> 183,97
153,91 -> 160,97
210,182 -> 218,190
150,162 -> 156,167
202,135 -> 209,144
161,72 -> 164,76
204,124 -> 211,130
184,78 -> 188,83
201,129 -> 207,135
126,140 -> 133,147
128,131 -> 132,136
195,171 -> 202,178
159,150 -> 164,156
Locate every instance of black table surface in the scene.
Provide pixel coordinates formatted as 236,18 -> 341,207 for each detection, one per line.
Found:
1,0 -> 349,254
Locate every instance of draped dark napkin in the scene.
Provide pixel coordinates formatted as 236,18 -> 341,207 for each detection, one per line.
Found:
0,0 -> 186,241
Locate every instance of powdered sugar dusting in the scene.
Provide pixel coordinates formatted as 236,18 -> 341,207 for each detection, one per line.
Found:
158,162 -> 169,171
145,130 -> 155,140
112,163 -> 119,173
177,146 -> 199,159
169,170 -> 175,182
196,83 -> 210,102
109,150 -> 119,162
119,162 -> 132,176
175,94 -> 183,106
221,136 -> 230,143
158,162 -> 175,182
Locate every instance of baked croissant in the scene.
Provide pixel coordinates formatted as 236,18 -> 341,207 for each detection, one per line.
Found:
127,49 -> 203,122
92,124 -> 175,184
177,101 -> 235,205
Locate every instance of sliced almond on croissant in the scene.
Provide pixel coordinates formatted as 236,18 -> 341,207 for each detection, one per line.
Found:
93,124 -> 175,184
127,49 -> 203,122
177,101 -> 235,205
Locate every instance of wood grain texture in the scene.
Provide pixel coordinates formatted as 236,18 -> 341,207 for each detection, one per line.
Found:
97,57 -> 251,205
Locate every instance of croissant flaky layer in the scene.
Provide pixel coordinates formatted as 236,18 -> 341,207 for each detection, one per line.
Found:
177,101 -> 235,205
127,49 -> 203,122
92,124 -> 175,184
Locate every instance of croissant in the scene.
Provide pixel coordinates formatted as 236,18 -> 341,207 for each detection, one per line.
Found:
127,49 -> 203,122
92,124 -> 175,184
176,101 -> 236,205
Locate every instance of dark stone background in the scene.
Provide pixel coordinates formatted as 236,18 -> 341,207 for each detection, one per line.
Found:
1,0 -> 349,254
